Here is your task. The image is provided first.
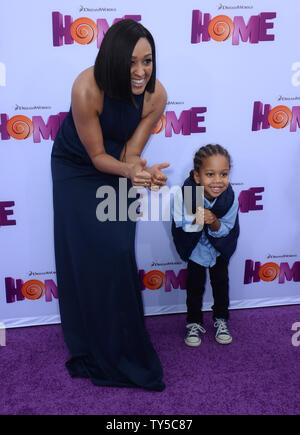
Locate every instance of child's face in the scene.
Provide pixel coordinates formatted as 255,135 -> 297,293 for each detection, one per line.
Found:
194,155 -> 230,201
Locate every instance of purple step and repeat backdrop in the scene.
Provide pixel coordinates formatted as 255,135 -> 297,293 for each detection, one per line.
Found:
1,0 -> 300,328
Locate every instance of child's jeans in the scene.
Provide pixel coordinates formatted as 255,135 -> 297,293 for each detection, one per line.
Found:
186,256 -> 229,324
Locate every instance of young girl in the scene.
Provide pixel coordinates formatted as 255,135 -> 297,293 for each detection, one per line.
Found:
172,144 -> 239,347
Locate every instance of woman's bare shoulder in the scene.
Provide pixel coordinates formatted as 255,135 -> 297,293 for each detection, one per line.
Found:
143,79 -> 167,116
72,67 -> 103,113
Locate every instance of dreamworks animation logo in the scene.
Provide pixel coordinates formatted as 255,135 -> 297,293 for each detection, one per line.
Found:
252,102 -> 300,132
152,107 -> 207,137
191,10 -> 276,44
52,12 -> 141,47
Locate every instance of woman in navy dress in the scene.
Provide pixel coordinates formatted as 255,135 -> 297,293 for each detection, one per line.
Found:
51,20 -> 169,391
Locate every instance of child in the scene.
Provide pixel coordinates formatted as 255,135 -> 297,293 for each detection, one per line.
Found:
172,144 -> 239,347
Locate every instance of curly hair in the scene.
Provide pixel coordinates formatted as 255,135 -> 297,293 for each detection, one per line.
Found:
190,144 -> 231,179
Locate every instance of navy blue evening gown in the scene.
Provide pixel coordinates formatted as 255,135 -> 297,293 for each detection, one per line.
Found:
51,93 -> 165,391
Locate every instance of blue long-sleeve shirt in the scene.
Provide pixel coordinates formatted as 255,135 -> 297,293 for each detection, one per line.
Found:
173,192 -> 239,267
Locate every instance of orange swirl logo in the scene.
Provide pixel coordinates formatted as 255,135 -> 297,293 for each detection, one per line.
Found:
70,18 -> 97,45
143,270 -> 166,290
6,115 -> 33,140
268,105 -> 293,129
258,262 -> 280,282
21,280 -> 46,300
208,15 -> 234,41
152,114 -> 166,134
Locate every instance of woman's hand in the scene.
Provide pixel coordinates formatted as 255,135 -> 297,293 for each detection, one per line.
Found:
146,162 -> 170,190
130,158 -> 152,188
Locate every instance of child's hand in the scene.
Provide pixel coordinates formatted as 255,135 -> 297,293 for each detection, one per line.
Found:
192,207 -> 205,225
195,207 -> 204,225
203,209 -> 221,232
203,209 -> 218,225
192,208 -> 220,231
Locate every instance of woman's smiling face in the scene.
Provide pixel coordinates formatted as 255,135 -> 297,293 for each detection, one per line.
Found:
130,38 -> 153,95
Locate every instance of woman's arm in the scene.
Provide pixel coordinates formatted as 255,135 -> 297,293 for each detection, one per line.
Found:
120,80 -> 167,163
71,68 -> 152,186
120,80 -> 170,187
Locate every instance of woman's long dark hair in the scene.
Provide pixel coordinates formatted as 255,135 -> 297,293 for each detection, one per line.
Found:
94,19 -> 156,105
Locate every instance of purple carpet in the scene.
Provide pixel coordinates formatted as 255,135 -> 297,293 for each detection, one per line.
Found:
0,305 -> 299,415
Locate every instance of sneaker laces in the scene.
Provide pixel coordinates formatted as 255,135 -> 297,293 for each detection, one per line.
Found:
187,323 -> 206,335
214,319 -> 230,335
